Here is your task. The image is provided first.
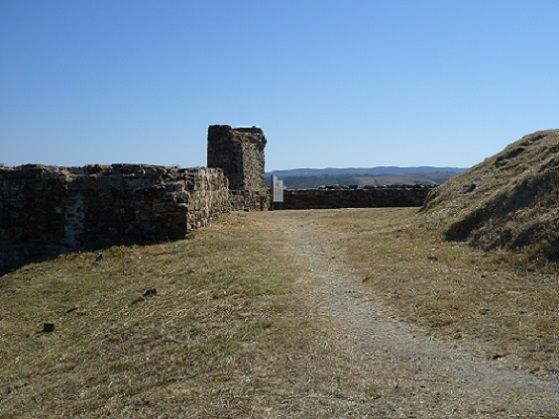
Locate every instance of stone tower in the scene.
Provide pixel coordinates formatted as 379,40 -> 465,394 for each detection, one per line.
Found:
207,125 -> 269,210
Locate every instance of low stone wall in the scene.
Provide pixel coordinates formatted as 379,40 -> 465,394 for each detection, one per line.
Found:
230,189 -> 270,211
0,164 -> 230,274
281,187 -> 432,210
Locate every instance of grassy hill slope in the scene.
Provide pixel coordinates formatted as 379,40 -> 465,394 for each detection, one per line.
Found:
423,130 -> 559,260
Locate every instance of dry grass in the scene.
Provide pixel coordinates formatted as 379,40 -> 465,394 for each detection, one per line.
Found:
310,208 -> 559,375
0,213 -> 303,418
3,208 -> 559,417
423,130 -> 559,259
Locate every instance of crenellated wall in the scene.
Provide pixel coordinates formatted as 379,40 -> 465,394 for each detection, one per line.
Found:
280,186 -> 433,210
0,164 -> 230,273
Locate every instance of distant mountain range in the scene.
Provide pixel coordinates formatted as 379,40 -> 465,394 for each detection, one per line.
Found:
267,166 -> 465,177
265,166 -> 466,189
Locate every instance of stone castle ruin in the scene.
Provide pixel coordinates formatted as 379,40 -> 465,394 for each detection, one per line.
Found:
0,125 -> 266,273
0,124 -> 433,274
207,125 -> 269,211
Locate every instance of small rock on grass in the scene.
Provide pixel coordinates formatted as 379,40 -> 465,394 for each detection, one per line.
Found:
42,321 -> 55,333
143,288 -> 157,298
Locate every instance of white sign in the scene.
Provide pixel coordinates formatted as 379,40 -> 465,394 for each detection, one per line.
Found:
272,176 -> 284,203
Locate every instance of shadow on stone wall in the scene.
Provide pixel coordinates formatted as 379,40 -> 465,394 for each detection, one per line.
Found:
0,164 -> 230,275
0,236 -> 187,276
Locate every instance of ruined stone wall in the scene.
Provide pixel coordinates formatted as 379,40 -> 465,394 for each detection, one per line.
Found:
230,190 -> 270,211
0,164 -> 229,273
281,187 -> 433,210
207,125 -> 268,210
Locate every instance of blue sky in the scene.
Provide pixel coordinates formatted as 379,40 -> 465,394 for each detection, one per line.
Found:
1,1 -> 558,170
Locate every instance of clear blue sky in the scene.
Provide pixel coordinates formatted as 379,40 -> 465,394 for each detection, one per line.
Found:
1,1 -> 558,170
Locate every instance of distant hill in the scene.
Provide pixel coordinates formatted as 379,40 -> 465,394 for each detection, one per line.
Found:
267,166 -> 465,178
265,167 -> 466,189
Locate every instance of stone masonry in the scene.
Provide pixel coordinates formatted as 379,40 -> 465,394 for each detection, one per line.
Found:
207,125 -> 269,210
281,186 -> 433,210
0,164 -> 229,274
0,123 -> 437,274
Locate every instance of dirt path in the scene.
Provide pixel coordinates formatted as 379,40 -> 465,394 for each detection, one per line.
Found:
263,210 -> 559,418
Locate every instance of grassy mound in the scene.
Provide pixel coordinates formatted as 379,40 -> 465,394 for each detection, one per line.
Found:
423,130 -> 559,260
